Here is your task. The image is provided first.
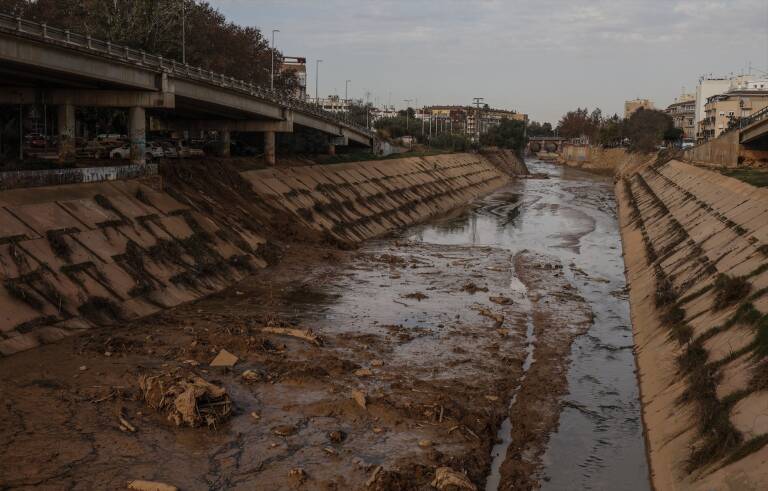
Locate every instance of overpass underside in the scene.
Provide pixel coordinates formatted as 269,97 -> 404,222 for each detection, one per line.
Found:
0,22 -> 372,165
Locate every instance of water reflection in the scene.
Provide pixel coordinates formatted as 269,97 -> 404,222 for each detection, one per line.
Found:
407,160 -> 650,491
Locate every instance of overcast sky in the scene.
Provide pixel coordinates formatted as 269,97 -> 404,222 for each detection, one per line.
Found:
209,0 -> 768,123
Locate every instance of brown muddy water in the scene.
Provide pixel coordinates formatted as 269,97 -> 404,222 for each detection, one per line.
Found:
405,159 -> 650,490
0,159 -> 649,490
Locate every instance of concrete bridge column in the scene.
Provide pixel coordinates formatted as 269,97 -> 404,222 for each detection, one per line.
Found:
264,131 -> 276,166
57,103 -> 76,163
128,107 -> 146,165
219,128 -> 231,158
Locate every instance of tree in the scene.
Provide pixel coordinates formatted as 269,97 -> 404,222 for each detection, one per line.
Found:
527,121 -> 554,137
346,100 -> 375,128
0,0 -> 297,93
625,108 -> 673,153
556,108 -> 599,141
480,118 -> 526,154
597,114 -> 625,147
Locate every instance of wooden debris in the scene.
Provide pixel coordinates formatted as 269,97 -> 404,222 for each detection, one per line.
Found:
127,480 -> 178,491
262,327 -> 323,346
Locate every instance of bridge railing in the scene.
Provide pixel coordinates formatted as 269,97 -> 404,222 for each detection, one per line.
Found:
718,105 -> 768,138
0,13 -> 374,139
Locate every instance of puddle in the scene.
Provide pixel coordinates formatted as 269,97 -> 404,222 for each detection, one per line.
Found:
407,159 -> 650,490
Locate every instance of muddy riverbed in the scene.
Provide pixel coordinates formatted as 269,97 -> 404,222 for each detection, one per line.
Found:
0,159 -> 649,490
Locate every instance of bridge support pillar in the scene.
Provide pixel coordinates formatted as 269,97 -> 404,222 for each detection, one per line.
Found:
218,129 -> 232,157
57,103 -> 76,164
128,107 -> 146,165
264,131 -> 276,166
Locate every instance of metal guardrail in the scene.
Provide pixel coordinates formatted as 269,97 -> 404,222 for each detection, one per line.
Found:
720,105 -> 768,137
0,13 -> 374,139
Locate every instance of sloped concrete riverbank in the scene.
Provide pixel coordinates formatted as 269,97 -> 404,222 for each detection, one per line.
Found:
0,155 -> 650,490
618,158 -> 768,490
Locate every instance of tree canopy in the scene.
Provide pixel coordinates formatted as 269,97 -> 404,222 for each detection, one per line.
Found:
0,0 -> 297,93
480,118 -> 526,154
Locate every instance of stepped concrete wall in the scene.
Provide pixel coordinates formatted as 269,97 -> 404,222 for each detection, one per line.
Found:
0,153 -> 508,357
242,153 -> 508,244
0,180 -> 269,357
617,159 -> 768,490
560,145 -> 650,174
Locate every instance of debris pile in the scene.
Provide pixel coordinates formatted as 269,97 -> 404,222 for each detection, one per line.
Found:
138,372 -> 232,428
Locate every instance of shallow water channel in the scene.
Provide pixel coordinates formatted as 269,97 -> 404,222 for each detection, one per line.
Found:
407,159 -> 650,490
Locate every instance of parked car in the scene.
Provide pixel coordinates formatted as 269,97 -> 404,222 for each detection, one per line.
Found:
25,133 -> 47,148
159,141 -> 179,159
146,142 -> 165,160
681,141 -> 695,149
110,144 -> 131,160
177,140 -> 205,158
110,142 -> 165,162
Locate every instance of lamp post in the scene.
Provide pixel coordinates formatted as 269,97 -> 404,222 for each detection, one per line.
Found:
270,29 -> 280,91
181,0 -> 186,64
473,97 -> 484,145
404,99 -> 413,134
315,59 -> 323,104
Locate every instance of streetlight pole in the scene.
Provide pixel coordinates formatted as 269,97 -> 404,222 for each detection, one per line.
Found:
404,99 -> 413,139
315,59 -> 323,104
270,29 -> 280,91
473,97 -> 484,146
181,0 -> 186,64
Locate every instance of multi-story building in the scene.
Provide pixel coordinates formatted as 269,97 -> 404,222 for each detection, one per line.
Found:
280,57 -> 307,99
624,98 -> 655,119
310,95 -> 350,114
699,84 -> 768,140
419,105 -> 527,139
692,75 -> 767,139
665,93 -> 696,141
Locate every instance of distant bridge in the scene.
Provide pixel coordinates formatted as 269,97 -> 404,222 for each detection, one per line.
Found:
527,136 -> 569,153
0,13 -> 374,164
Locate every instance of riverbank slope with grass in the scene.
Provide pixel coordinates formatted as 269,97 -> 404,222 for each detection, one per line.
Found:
617,158 -> 768,490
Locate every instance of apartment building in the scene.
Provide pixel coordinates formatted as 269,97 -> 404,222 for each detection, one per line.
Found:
624,98 -> 655,119
699,84 -> 768,140
665,93 -> 696,140
420,105 -> 527,138
280,57 -> 307,99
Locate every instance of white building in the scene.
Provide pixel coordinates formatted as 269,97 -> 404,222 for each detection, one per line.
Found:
694,75 -> 764,133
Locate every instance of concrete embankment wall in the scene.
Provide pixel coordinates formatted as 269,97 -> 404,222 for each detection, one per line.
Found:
0,153 -> 508,356
617,159 -> 768,490
683,131 -> 741,167
0,179 -> 271,357
560,145 -> 650,174
242,153 -> 508,244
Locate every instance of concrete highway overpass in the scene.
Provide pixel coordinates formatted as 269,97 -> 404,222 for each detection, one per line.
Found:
0,13 -> 375,164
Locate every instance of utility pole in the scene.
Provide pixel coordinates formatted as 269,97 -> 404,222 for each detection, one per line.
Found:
404,99 -> 413,132
270,29 -> 280,91
181,0 -> 186,64
473,97 -> 484,146
315,59 -> 323,104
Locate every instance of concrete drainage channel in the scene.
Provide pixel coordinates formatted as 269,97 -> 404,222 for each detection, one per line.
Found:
0,155 -> 650,489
